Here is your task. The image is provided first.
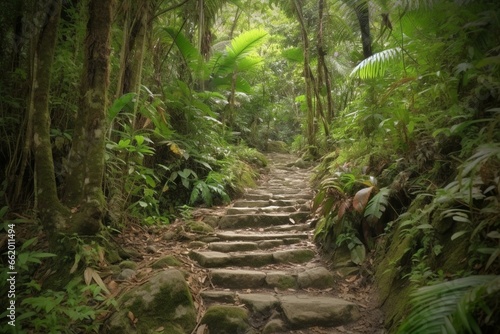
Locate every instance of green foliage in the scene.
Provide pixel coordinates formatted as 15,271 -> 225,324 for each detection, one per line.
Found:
398,275 -> 500,334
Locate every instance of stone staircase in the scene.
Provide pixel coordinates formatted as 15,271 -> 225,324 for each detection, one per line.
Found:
189,153 -> 361,333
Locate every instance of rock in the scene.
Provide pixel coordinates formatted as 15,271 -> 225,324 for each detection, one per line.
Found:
152,255 -> 181,269
117,268 -> 136,281
237,293 -> 279,313
216,231 -> 309,241
186,220 -> 214,234
162,231 -> 177,241
208,241 -> 258,252
257,240 -> 283,249
279,294 -> 360,329
265,271 -> 297,289
118,260 -> 137,270
201,305 -> 251,334
263,319 -> 287,334
200,290 -> 236,304
145,245 -> 157,254
187,240 -> 206,248
297,267 -> 334,289
105,269 -> 196,334
210,269 -> 266,288
189,250 -> 231,267
273,249 -> 315,263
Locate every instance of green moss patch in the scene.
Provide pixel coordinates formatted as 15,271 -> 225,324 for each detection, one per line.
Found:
152,255 -> 182,269
201,305 -> 250,334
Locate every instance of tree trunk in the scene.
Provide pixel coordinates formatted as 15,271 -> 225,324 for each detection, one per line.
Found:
293,1 -> 317,156
31,0 -> 70,236
63,0 -> 115,235
355,1 -> 372,59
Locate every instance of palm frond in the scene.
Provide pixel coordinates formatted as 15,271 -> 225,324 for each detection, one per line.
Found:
364,187 -> 390,220
164,27 -> 204,75
397,275 -> 500,334
350,47 -> 402,79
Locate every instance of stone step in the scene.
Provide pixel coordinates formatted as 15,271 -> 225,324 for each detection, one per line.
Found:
218,212 -> 309,229
226,205 -> 298,215
232,198 -> 309,208
189,248 -> 315,268
200,292 -> 360,332
207,238 -> 302,252
215,231 -> 309,242
209,266 -> 334,289
244,192 -> 313,201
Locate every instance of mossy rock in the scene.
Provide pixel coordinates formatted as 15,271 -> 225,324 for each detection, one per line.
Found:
201,305 -> 251,334
119,260 -> 137,270
186,221 -> 214,234
105,269 -> 196,334
152,255 -> 182,269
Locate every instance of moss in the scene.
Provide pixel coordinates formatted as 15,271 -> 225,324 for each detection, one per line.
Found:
119,260 -> 137,270
274,276 -> 297,289
201,305 -> 250,334
152,255 -> 181,269
107,270 -> 196,334
186,221 -> 214,234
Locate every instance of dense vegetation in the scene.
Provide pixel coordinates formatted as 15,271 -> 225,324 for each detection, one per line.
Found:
0,0 -> 498,333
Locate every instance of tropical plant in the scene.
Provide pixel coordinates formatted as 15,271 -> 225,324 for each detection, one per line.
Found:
398,275 -> 500,334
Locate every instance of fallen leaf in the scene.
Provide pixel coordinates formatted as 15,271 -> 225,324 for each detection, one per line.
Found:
155,326 -> 164,332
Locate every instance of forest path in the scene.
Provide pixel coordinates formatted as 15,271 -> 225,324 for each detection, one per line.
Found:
185,153 -> 385,333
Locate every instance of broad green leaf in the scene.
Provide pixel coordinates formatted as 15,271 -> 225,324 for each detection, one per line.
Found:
350,47 -> 401,79
350,244 -> 366,265
108,93 -> 135,121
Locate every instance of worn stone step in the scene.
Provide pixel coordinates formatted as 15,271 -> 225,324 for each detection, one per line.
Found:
244,192 -> 313,201
232,198 -> 309,208
200,292 -> 360,331
209,266 -> 334,290
264,223 -> 311,232
226,205 -> 297,215
208,238 -> 302,252
218,212 -> 309,229
189,248 -> 315,268
215,231 -> 309,242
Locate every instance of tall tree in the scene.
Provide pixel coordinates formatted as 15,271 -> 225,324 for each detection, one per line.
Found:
31,0 -> 115,241
32,0 -> 67,236
62,0 -> 115,235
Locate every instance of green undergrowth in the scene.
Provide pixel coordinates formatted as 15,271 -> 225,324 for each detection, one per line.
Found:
310,1 -> 500,332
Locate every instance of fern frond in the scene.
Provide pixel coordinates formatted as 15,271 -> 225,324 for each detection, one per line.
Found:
214,29 -> 268,76
164,27 -> 203,75
350,47 -> 401,79
398,275 -> 499,334
364,187 -> 390,220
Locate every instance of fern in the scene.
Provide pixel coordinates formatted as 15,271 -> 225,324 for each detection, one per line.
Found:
350,47 -> 402,79
364,187 -> 390,220
398,275 -> 500,334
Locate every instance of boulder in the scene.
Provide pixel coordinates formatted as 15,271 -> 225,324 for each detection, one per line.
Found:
105,269 -> 196,334
201,305 -> 252,334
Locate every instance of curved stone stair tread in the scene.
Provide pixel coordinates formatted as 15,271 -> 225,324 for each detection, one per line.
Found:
218,212 -> 310,229
232,198 -> 310,207
189,248 -> 316,268
208,266 -> 334,289
215,230 -> 310,241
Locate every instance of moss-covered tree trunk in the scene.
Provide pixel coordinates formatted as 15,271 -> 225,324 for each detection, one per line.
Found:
63,0 -> 115,234
32,0 -> 69,236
